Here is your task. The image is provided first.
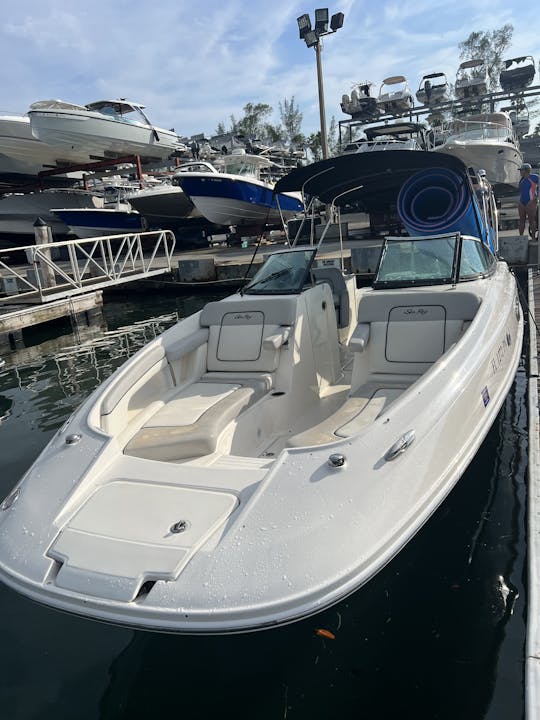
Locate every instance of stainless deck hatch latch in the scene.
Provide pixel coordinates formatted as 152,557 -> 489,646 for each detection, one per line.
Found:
384,430 -> 416,461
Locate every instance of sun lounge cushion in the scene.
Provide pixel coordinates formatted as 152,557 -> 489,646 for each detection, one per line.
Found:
124,381 -> 262,461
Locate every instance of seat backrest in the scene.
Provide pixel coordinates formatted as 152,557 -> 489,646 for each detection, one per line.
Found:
200,297 -> 297,373
356,290 -> 480,375
312,267 -> 350,328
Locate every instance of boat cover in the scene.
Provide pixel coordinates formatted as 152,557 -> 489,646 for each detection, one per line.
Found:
274,150 -> 469,208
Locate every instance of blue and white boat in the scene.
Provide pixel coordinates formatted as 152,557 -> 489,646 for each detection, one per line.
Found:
176,152 -> 304,227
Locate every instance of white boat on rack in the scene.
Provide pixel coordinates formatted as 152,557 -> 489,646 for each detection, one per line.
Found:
499,56 -> 536,93
415,72 -> 450,106
0,188 -> 102,239
341,122 -> 432,154
28,99 -> 186,162
435,112 -> 522,188
455,59 -> 488,100
377,76 -> 414,116
0,150 -> 522,633
0,112 -> 91,182
341,82 -> 380,120
127,161 -> 218,226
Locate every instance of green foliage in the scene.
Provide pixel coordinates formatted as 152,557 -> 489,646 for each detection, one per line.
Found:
235,102 -> 273,139
306,131 -> 322,161
214,121 -> 226,135
458,24 -> 513,91
279,97 -> 304,146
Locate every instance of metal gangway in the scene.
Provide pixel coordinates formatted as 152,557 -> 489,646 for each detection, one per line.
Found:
0,230 -> 176,304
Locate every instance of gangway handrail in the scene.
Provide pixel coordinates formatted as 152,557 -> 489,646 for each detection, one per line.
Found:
0,229 -> 176,303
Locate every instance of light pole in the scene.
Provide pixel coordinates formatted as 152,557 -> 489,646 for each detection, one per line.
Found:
297,9 -> 344,160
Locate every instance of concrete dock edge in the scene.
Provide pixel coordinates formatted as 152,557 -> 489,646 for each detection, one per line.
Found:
527,268 -> 540,717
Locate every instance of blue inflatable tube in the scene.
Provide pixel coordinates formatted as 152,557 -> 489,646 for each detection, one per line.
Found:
397,168 -> 492,248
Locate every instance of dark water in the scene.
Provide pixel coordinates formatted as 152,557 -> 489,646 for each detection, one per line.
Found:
0,289 -> 528,720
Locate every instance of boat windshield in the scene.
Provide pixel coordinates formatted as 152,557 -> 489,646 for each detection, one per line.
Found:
374,234 -> 495,288
243,248 -> 317,295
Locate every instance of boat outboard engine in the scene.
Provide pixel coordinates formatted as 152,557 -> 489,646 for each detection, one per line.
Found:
397,167 -> 494,250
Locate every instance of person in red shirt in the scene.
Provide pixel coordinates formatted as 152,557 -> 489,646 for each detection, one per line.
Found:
518,162 -> 539,240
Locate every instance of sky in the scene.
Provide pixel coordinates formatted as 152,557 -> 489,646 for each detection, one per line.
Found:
1,0 -> 539,141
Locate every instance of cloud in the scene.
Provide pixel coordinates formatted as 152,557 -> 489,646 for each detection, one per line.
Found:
0,0 -> 539,139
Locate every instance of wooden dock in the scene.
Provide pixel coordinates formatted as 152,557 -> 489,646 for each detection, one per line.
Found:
0,291 -> 103,352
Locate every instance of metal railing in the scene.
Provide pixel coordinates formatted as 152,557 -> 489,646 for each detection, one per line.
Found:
0,229 -> 176,303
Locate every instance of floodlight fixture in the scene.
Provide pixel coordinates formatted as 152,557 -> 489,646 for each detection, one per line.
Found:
304,30 -> 319,48
314,8 -> 329,34
297,9 -> 345,160
297,14 -> 312,39
330,12 -> 344,31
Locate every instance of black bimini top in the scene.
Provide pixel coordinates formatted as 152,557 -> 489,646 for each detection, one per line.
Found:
274,150 -> 469,211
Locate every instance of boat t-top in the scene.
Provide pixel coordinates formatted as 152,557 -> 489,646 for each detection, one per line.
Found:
377,76 -> 414,116
341,122 -> 433,154
415,72 -> 450,106
499,56 -> 536,93
0,149 -> 522,633
28,99 -> 186,162
455,59 -> 488,99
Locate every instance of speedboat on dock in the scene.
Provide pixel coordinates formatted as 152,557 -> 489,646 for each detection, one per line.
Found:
28,99 -> 185,162
435,111 -> 522,189
175,152 -> 304,228
0,150 -> 522,633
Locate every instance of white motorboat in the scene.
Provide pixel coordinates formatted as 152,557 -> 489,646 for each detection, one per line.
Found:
0,150 -> 522,633
0,113 -> 92,182
499,56 -> 536,93
0,188 -> 102,238
176,152 -> 304,228
377,76 -> 414,116
28,99 -> 185,162
341,82 -> 380,120
341,122 -> 432,154
126,162 -> 218,226
455,59 -> 488,100
415,72 -> 450,106
435,112 -> 522,188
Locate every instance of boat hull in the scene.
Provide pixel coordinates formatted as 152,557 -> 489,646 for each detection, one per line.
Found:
127,186 -> 200,223
179,174 -> 303,226
29,111 -> 181,161
0,190 -> 100,236
436,140 -> 522,185
51,208 -> 145,238
0,261 -> 523,633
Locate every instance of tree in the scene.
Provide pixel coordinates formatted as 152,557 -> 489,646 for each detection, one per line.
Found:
236,102 -> 273,139
328,115 -> 339,156
214,120 -> 226,135
264,123 -> 286,143
306,131 -> 322,162
458,24 -> 513,91
279,97 -> 304,146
